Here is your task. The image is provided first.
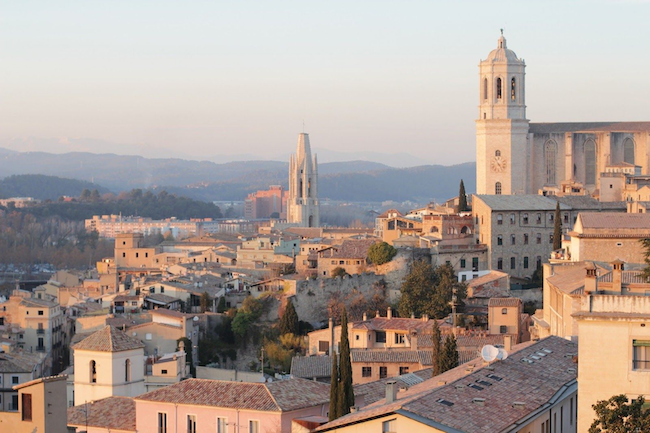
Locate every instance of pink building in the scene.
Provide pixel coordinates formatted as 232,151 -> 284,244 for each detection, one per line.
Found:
134,377 -> 330,433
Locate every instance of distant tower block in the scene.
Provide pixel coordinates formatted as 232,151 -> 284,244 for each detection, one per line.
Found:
287,133 -> 320,227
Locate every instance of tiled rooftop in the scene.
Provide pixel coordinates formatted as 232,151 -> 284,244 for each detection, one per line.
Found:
474,195 -> 570,211
351,316 -> 439,332
319,239 -> 377,259
317,336 -> 577,433
351,350 -> 431,365
487,298 -> 521,307
135,377 -> 330,412
579,212 -> 650,230
67,396 -> 136,432
73,325 -> 145,353
291,355 -> 332,379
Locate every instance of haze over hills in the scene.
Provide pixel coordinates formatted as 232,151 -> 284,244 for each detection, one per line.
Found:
0,148 -> 475,203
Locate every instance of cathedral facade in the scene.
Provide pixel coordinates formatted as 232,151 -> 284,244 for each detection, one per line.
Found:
476,33 -> 650,196
287,132 -> 320,227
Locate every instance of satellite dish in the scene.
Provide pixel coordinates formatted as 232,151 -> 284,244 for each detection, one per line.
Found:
481,345 -> 499,362
497,348 -> 508,361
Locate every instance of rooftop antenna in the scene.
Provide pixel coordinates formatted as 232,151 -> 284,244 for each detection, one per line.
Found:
481,345 -> 499,363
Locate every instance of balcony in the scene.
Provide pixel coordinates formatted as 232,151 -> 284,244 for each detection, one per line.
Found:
37,328 -> 45,334
36,346 -> 45,352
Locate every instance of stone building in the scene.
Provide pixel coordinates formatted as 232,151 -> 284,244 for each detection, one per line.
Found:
287,133 -> 320,227
476,32 -> 650,196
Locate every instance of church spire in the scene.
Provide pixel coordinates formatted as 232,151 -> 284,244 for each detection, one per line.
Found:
498,29 -> 506,49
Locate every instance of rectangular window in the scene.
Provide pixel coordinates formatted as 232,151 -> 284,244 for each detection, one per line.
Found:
460,259 -> 466,268
500,325 -> 507,334
394,333 -> 405,344
511,235 -> 516,245
497,258 -> 503,270
38,310 -> 43,316
249,420 -> 260,433
136,252 -> 139,258
161,369 -> 168,374
12,376 -> 19,384
633,340 -> 650,369
21,393 -> 32,421
511,257 -> 516,269
187,414 -> 196,433
382,419 -> 397,433
158,412 -> 167,433
399,366 -> 409,375
524,234 -> 529,245
362,367 -> 372,377
375,332 -> 387,343
318,341 -> 329,352
472,257 -> 478,270
12,395 -> 18,411
217,417 -> 227,433
380,366 -> 387,379
524,257 -> 529,269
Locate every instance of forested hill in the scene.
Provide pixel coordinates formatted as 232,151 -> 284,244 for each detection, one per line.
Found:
0,175 -> 110,201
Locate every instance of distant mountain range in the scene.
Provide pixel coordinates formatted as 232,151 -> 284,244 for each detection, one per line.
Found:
0,148 -> 475,203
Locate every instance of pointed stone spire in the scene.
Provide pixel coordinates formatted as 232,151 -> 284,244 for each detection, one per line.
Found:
287,132 -> 320,227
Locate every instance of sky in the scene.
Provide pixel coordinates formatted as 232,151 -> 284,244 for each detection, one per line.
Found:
1,1 -> 649,166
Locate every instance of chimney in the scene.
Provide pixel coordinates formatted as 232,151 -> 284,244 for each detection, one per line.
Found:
422,314 -> 429,322
410,331 -> 418,350
329,317 -> 335,355
611,260 -> 624,294
584,262 -> 597,294
385,380 -> 398,404
504,335 -> 512,352
387,307 -> 392,320
376,310 -> 380,318
411,312 -> 415,319
362,312 -> 367,321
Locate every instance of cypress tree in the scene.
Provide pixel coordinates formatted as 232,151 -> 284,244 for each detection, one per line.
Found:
553,202 -> 562,251
280,301 -> 299,335
338,308 -> 354,415
328,354 -> 339,421
439,334 -> 459,373
458,179 -> 468,212
431,320 -> 442,377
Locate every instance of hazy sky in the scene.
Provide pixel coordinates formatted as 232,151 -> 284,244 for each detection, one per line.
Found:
1,1 -> 649,165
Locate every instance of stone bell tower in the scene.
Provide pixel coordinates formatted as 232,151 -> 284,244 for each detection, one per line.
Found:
287,133 -> 320,227
476,31 -> 530,195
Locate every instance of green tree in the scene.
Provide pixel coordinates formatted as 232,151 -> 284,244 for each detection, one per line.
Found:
176,337 -> 195,376
431,320 -> 442,377
439,334 -> 459,373
338,308 -> 354,416
398,261 -> 467,319
553,201 -> 562,251
280,300 -> 299,335
216,296 -> 227,313
458,179 -> 468,212
331,267 -> 348,278
367,242 -> 397,265
200,292 -> 212,313
589,394 -> 650,433
329,354 -> 340,421
640,239 -> 650,281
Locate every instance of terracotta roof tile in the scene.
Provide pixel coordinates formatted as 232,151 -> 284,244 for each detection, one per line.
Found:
135,378 -> 329,412
67,396 -> 135,432
73,325 -> 144,352
291,355 -> 332,379
488,298 -> 521,307
578,212 -> 650,229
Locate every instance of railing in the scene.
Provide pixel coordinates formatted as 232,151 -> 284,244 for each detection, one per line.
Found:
36,346 -> 45,352
37,328 -> 45,334
633,360 -> 650,370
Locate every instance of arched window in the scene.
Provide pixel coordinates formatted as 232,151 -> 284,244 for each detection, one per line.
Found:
430,226 -> 439,233
585,140 -> 597,185
125,359 -> 131,382
545,140 -> 557,185
511,77 -> 516,100
496,78 -> 502,100
495,182 -> 502,195
460,226 -> 469,234
483,78 -> 488,100
624,138 -> 635,165
495,150 -> 501,157
90,360 -> 97,383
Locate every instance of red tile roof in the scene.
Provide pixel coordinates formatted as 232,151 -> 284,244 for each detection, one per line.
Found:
135,378 -> 329,412
488,298 -> 521,307
73,325 -> 144,352
67,396 -> 135,432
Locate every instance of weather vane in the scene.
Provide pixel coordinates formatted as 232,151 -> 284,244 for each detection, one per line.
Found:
500,28 -> 504,36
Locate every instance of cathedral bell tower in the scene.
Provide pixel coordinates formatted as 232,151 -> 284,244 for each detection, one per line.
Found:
287,133 -> 320,227
476,31 -> 530,195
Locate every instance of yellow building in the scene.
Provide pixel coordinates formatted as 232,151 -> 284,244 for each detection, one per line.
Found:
574,294 -> 650,433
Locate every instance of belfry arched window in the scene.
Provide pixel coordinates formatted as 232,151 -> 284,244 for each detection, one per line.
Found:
545,140 -> 557,185
496,78 -> 502,100
495,182 -> 502,195
585,140 -> 597,185
511,77 -> 516,100
483,78 -> 488,100
624,138 -> 635,165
